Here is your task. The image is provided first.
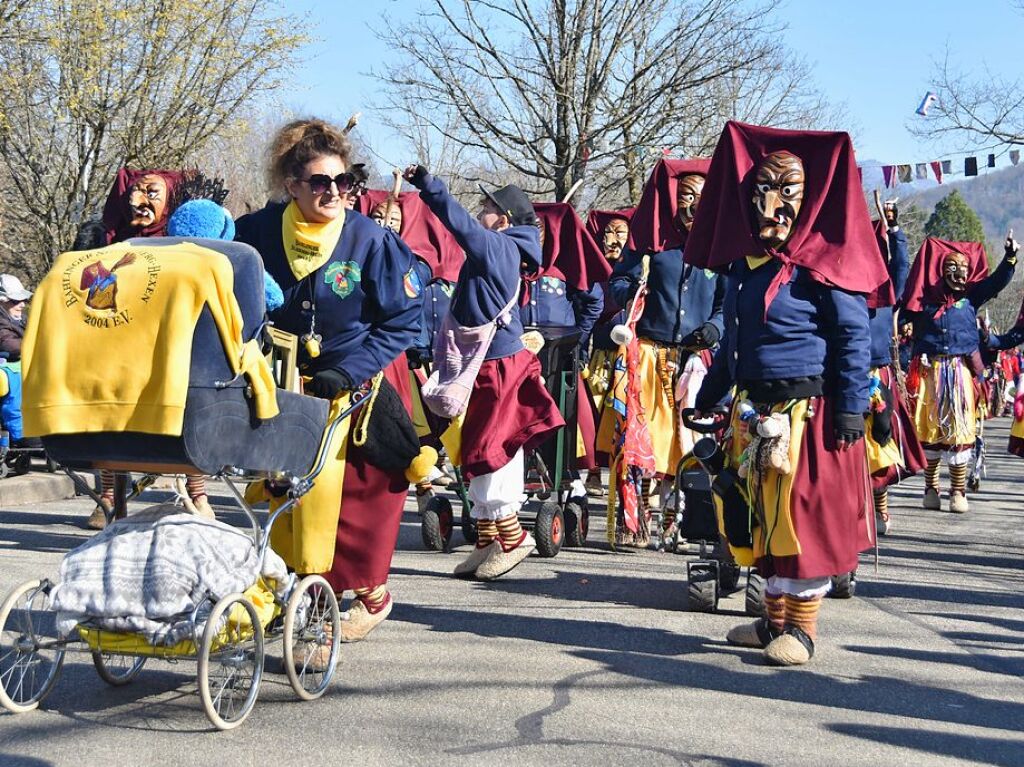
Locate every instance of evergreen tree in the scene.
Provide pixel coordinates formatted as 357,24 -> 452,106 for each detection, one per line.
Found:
924,190 -> 987,244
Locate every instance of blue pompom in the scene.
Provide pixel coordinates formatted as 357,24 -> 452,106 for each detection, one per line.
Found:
167,199 -> 235,240
264,271 -> 284,312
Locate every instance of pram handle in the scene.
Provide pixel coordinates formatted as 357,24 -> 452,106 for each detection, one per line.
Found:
680,407 -> 729,434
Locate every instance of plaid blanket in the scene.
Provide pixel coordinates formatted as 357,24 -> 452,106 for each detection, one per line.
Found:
50,503 -> 289,645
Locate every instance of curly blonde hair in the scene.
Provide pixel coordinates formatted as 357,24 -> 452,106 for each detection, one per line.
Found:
266,118 -> 352,197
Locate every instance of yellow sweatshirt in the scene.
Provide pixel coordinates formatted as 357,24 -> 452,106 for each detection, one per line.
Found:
22,241 -> 278,437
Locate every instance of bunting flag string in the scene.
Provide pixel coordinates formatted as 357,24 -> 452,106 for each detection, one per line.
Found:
864,145 -> 1022,188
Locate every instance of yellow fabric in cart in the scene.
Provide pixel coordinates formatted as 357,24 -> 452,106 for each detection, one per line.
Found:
21,241 -> 278,437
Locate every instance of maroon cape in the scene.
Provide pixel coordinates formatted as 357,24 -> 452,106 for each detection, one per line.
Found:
585,207 -> 635,243
533,202 -> 611,289
357,190 -> 465,282
628,159 -> 711,254
684,122 -> 887,302
101,168 -> 187,244
901,237 -> 989,314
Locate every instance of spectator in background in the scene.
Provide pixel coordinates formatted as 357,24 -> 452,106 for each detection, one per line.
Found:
0,274 -> 32,361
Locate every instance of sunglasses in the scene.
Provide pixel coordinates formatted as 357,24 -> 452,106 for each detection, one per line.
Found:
301,173 -> 356,196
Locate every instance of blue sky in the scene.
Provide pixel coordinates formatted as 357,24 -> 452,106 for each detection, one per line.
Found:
282,0 -> 1024,172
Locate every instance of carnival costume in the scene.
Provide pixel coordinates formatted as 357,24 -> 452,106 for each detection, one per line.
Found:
863,220 -> 926,534
689,122 -> 888,666
598,159 -> 724,546
527,202 -> 610,474
985,289 -> 1024,457
901,237 -> 1016,512
408,167 -> 563,581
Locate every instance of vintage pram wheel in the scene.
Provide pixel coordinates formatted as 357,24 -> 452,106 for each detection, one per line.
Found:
197,593 -> 264,731
283,575 -> 341,701
0,579 -> 66,713
744,571 -> 767,617
718,561 -> 742,593
420,496 -> 454,552
534,501 -> 564,558
829,571 -> 857,599
44,455 -> 60,474
0,459 -> 9,480
92,651 -> 146,686
563,497 -> 590,548
687,571 -> 718,613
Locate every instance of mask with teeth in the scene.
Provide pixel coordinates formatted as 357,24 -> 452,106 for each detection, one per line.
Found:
675,174 -> 705,232
601,217 -> 629,260
752,152 -> 805,249
125,173 -> 169,230
942,252 -> 970,293
370,200 -> 403,233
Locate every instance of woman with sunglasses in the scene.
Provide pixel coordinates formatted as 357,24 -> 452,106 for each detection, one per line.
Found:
235,118 -> 421,654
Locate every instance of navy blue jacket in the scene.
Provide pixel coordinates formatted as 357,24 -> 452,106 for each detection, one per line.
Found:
697,258 -> 870,415
868,228 -> 911,367
988,318 -> 1024,351
235,203 -> 420,384
417,174 -> 542,361
590,283 -> 625,351
908,257 -> 1015,358
412,267 -> 455,363
609,246 -> 724,345
519,277 -> 603,350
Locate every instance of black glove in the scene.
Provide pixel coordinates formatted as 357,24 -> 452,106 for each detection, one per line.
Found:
870,386 -> 894,446
682,322 -> 721,349
307,368 -> 354,400
403,164 -> 429,189
834,411 -> 865,447
1004,234 -> 1019,265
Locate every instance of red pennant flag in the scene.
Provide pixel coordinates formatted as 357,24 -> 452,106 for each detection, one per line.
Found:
930,161 -> 943,184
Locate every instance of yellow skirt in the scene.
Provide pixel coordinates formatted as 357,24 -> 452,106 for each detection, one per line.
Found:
913,356 -> 976,448
596,339 -> 681,476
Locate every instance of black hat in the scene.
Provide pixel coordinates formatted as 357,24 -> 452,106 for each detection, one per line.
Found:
479,183 -> 536,227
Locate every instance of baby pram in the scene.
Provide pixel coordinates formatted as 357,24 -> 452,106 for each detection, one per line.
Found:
0,238 -> 359,730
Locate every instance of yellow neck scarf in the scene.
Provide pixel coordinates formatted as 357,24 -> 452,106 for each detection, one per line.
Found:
281,200 -> 346,280
746,255 -> 772,270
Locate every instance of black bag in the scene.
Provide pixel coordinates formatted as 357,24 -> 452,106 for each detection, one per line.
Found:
352,377 -> 420,472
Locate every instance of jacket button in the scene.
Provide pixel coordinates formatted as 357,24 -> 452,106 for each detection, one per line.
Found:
680,309 -> 686,316
733,352 -> 739,360
301,300 -> 311,309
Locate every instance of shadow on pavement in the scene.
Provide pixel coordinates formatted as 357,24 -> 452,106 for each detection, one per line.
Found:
825,724 -> 1024,767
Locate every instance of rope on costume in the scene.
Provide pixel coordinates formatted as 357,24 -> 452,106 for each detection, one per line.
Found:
352,372 -> 384,448
935,357 -> 970,443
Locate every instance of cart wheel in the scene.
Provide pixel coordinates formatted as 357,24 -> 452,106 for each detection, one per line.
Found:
0,579 -> 66,713
92,652 -> 146,686
197,593 -> 264,730
687,571 -> 718,613
744,571 -> 767,617
718,562 -> 742,593
420,497 -> 454,552
0,460 -> 8,480
283,575 -> 340,701
829,571 -> 857,599
44,455 -> 59,474
10,453 -> 30,476
563,497 -> 589,548
461,506 -> 478,544
534,501 -> 564,558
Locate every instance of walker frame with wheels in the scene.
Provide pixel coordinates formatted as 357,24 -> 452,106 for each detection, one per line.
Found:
0,392 -> 367,730
676,408 -> 766,615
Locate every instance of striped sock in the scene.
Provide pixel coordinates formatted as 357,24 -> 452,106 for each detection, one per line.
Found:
185,474 -> 207,501
99,470 -> 115,506
873,489 -> 889,519
475,519 -> 498,548
495,515 -> 526,550
354,584 -> 390,614
764,591 -> 785,633
784,594 -> 822,640
924,457 -> 941,490
949,463 -> 967,496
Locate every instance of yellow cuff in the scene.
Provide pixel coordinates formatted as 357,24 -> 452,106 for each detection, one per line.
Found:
239,339 -> 280,420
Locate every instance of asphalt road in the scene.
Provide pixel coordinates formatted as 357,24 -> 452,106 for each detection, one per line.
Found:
0,419 -> 1021,767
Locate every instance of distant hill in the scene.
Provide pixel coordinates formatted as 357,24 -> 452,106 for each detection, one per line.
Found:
904,163 -> 1024,244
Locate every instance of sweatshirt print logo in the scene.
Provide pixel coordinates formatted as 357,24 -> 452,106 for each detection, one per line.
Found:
324,261 -> 361,299
80,252 -> 137,312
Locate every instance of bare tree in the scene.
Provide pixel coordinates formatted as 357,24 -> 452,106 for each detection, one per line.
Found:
375,0 -> 835,208
0,0 -> 306,282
